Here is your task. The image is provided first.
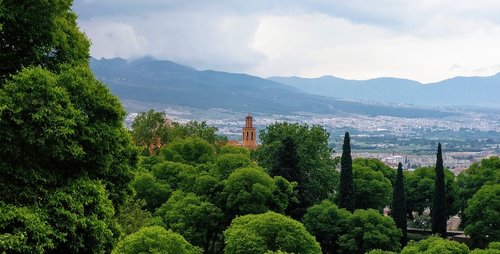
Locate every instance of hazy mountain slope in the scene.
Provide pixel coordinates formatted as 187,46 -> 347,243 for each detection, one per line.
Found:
269,74 -> 500,108
90,57 -> 454,118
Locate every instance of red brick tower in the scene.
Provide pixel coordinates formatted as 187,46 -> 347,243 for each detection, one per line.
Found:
242,114 -> 257,149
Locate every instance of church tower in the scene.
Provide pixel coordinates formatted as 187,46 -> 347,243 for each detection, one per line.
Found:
242,114 -> 257,149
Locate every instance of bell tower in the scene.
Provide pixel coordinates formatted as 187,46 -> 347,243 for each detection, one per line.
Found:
242,114 -> 257,149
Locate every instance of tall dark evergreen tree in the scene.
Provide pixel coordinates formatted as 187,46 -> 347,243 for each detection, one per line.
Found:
270,136 -> 300,183
391,162 -> 408,246
432,143 -> 447,237
338,132 -> 354,211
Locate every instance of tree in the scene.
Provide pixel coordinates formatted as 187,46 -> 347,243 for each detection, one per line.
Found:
0,66 -> 138,209
112,226 -> 202,254
116,199 -> 156,236
352,164 -> 392,211
0,203 -> 54,254
391,162 -> 408,246
171,121 -> 226,144
46,179 -> 119,253
405,166 -> 459,219
130,109 -> 170,154
353,158 -> 396,185
401,236 -> 469,254
269,136 -> 300,183
131,172 -> 172,212
0,0 -> 90,81
464,184 -> 500,247
160,137 -> 216,166
213,153 -> 255,179
432,143 -> 447,237
303,200 -> 351,254
470,242 -> 500,254
224,212 -> 321,254
457,156 -> 500,228
154,190 -> 223,253
253,122 -> 338,218
223,167 -> 295,216
338,132 -> 354,211
338,209 -> 401,254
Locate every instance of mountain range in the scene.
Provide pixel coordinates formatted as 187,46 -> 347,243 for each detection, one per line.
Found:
89,57 -> 476,118
269,73 -> 500,108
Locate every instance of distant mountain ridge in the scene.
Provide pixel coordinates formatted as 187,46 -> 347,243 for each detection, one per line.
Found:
269,73 -> 500,108
90,57 -> 456,118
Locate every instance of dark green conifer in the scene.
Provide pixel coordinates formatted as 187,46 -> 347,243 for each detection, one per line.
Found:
391,162 -> 408,246
432,142 -> 447,237
338,132 -> 354,211
271,136 -> 300,183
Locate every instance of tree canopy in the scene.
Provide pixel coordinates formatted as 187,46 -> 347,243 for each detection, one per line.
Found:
224,212 -> 321,254
464,184 -> 500,247
112,226 -> 202,254
254,122 -> 338,218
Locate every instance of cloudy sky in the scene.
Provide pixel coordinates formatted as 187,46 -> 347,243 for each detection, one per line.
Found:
74,0 -> 500,83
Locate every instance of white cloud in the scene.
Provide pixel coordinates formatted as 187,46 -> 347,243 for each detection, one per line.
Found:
75,1 -> 500,83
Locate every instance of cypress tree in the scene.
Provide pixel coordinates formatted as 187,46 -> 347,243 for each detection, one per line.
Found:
338,132 -> 354,211
432,142 -> 447,237
391,162 -> 408,246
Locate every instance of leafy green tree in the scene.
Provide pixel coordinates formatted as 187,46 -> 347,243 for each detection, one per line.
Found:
0,66 -> 137,209
46,179 -> 119,253
464,184 -> 500,247
116,199 -> 156,236
132,172 -> 172,212
457,156 -> 500,228
470,242 -> 500,254
391,162 -> 408,246
405,166 -> 459,219
154,190 -> 223,252
112,226 -> 202,254
152,161 -> 197,189
223,167 -> 295,216
338,209 -> 401,254
401,235 -> 469,254
352,164 -> 392,211
303,200 -> 351,254
254,122 -> 338,218
219,145 -> 250,156
365,250 -> 397,254
0,203 -> 54,254
170,121 -> 226,144
338,132 -> 354,211
432,143 -> 447,237
213,153 -> 254,179
269,136 -> 300,184
161,137 -> 216,166
224,212 -> 321,254
130,109 -> 170,154
353,158 -> 396,185
0,0 -> 90,81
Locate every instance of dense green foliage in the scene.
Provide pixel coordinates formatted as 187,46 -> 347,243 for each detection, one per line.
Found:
338,209 -> 402,254
353,158 -> 396,185
132,172 -> 172,212
338,132 -> 354,211
303,200 -> 351,254
0,203 -> 54,254
457,156 -> 500,228
112,226 -> 202,254
401,236 -> 470,254
224,212 -> 321,254
464,184 -> 500,247
405,166 -> 459,219
391,163 -> 408,246
130,109 -> 170,154
254,122 -> 338,218
155,190 -> 223,252
352,164 -> 392,211
0,0 -> 90,81
432,143 -> 447,237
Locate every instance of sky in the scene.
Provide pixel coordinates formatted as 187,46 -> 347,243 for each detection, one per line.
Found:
74,0 -> 500,83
